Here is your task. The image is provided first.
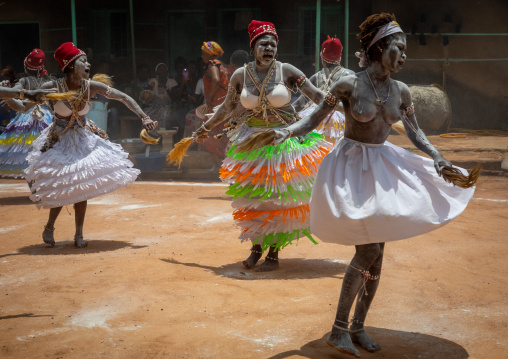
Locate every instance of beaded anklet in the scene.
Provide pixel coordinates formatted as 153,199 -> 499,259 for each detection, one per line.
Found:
265,256 -> 278,261
250,249 -> 262,254
332,324 -> 350,332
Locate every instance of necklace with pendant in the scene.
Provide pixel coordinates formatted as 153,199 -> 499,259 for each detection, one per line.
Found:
366,70 -> 391,104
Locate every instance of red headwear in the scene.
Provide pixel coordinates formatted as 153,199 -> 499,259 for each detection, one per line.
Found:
248,20 -> 278,48
24,48 -> 47,77
321,36 -> 343,64
54,42 -> 86,71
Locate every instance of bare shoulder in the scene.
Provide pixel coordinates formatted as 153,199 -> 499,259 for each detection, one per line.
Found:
341,68 -> 355,76
395,80 -> 412,106
281,62 -> 301,75
329,73 -> 357,97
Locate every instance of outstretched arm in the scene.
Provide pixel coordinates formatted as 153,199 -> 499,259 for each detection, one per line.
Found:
272,76 -> 350,144
0,80 -> 34,112
399,82 -> 450,174
89,81 -> 156,131
284,63 -> 325,105
292,73 -> 319,112
193,68 -> 244,141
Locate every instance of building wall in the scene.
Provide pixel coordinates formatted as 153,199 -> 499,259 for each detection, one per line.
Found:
1,0 -> 506,130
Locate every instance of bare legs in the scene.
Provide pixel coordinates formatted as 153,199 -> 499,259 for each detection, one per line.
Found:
42,207 -> 63,246
242,244 -> 280,272
73,201 -> 88,247
41,201 -> 88,247
326,243 -> 385,356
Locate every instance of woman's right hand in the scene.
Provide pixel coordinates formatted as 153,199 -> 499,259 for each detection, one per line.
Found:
0,80 -> 10,88
272,129 -> 290,145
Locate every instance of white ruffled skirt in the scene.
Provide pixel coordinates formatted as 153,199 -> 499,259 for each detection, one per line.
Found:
299,103 -> 345,139
25,119 -> 140,209
310,137 -> 475,245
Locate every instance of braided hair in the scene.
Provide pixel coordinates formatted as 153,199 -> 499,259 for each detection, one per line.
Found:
356,13 -> 405,64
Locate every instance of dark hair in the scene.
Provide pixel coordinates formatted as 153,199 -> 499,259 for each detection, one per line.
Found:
174,56 -> 187,68
137,63 -> 150,72
357,13 -> 405,62
230,50 -> 249,67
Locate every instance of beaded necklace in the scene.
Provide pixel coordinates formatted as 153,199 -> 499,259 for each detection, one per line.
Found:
365,70 -> 391,104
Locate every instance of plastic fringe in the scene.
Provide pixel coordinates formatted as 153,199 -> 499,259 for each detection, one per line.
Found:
252,227 -> 316,252
46,91 -> 79,101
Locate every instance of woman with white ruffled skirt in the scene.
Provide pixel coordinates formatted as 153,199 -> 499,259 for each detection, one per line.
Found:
26,42 -> 156,248
257,14 -> 478,356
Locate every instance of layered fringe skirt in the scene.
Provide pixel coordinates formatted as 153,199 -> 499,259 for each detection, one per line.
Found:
25,119 -> 140,209
0,105 -> 53,178
299,104 -> 345,139
220,123 -> 333,251
310,137 -> 475,245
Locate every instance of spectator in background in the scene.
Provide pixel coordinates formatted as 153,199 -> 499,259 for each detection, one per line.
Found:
229,50 -> 249,74
146,63 -> 177,129
0,66 -> 16,86
127,63 -> 151,105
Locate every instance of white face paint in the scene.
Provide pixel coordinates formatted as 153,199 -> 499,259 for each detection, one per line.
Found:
382,34 -> 407,73
72,56 -> 91,79
253,34 -> 277,66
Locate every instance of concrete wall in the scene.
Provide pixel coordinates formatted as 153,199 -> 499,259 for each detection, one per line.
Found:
1,0 -> 506,130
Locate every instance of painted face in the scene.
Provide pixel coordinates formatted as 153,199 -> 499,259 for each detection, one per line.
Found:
253,34 -> 277,66
156,64 -> 168,77
72,56 -> 91,79
382,34 -> 407,73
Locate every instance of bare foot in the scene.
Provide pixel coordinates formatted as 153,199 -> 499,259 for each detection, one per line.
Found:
74,236 -> 88,248
326,330 -> 361,357
255,257 -> 279,272
42,226 -> 55,247
350,328 -> 381,352
242,250 -> 262,269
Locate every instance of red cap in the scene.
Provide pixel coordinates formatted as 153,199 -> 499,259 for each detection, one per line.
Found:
321,36 -> 343,64
248,20 -> 278,48
54,42 -> 85,71
24,48 -> 47,77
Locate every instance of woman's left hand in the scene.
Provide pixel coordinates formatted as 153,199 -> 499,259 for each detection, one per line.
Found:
272,129 -> 290,145
142,117 -> 157,131
192,126 -> 209,142
433,154 -> 452,176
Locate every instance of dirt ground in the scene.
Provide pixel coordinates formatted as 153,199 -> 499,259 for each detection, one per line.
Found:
0,176 -> 507,359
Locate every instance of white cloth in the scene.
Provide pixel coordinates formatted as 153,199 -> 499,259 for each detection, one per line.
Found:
310,137 -> 475,245
299,103 -> 345,139
149,77 -> 177,98
194,78 -> 205,105
25,121 -> 140,209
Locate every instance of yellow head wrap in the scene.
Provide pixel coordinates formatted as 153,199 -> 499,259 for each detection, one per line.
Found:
201,41 -> 224,57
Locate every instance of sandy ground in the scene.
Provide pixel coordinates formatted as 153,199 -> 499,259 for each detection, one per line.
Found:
0,176 -> 507,359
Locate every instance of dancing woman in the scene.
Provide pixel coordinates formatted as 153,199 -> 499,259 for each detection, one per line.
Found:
0,49 -> 53,177
295,37 -> 354,143
250,14 -> 477,355
193,20 -> 332,271
26,42 -> 156,248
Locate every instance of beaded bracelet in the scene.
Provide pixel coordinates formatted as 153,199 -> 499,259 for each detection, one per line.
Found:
404,102 -> 415,117
324,92 -> 338,107
105,86 -> 112,97
141,115 -> 151,122
296,75 -> 307,88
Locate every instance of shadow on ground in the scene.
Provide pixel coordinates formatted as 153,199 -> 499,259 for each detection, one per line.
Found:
0,240 -> 147,258
161,257 -> 347,280
198,196 -> 232,201
0,196 -> 33,206
268,330 -> 468,359
0,313 -> 54,320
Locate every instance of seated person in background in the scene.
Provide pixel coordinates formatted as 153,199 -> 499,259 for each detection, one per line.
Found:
126,63 -> 151,105
146,63 -> 177,129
